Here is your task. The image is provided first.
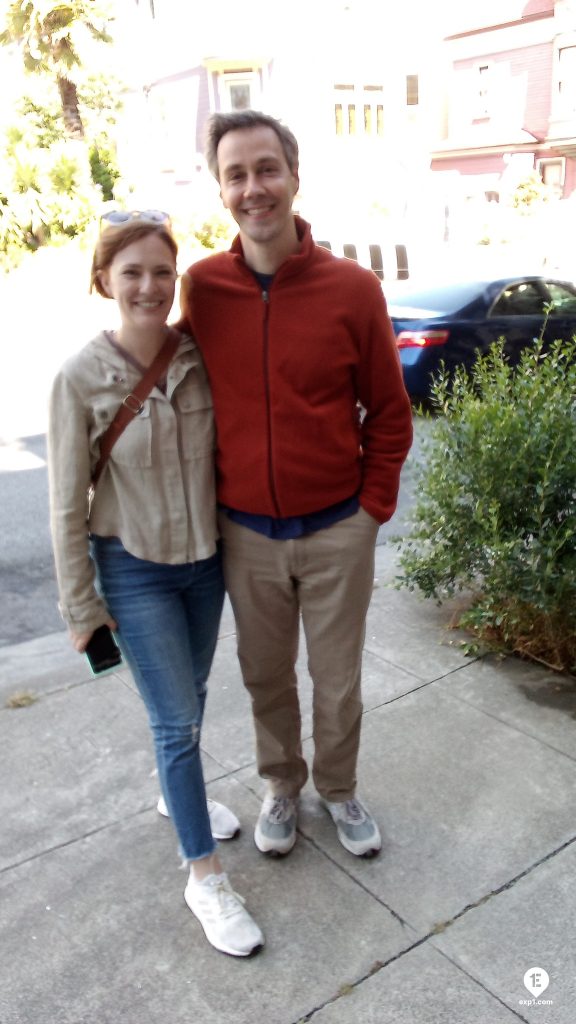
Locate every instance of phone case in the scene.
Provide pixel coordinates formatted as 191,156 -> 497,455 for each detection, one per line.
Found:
84,625 -> 123,677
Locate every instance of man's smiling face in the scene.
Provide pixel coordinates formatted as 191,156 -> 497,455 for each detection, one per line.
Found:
217,125 -> 299,253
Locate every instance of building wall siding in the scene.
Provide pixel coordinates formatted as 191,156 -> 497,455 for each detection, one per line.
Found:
431,154 -> 508,175
196,68 -> 211,155
564,157 -> 576,192
453,41 -> 553,134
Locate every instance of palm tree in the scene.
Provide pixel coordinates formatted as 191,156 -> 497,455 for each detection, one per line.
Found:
0,1 -> 113,139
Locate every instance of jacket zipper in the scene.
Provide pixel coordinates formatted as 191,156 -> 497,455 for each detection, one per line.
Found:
262,288 -> 282,517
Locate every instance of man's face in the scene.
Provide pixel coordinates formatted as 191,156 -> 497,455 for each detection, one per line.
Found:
217,126 -> 299,249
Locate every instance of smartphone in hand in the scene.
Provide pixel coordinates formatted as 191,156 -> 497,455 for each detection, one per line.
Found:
84,625 -> 123,676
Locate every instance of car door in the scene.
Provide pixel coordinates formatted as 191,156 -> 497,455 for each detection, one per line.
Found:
542,281 -> 576,348
482,281 -> 548,366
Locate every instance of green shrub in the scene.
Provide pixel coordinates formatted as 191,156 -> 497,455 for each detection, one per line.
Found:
0,133 -> 102,267
396,337 -> 576,674
190,212 -> 235,250
89,137 -> 120,202
0,74 -> 123,268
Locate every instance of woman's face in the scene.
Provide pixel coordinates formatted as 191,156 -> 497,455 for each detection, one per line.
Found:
99,233 -> 177,332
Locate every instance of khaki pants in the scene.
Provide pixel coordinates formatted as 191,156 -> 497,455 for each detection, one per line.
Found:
218,507 -> 379,802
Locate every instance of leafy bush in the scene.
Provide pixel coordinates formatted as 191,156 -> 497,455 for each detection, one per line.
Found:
0,74 -> 123,269
510,171 -> 554,210
0,136 -> 101,267
89,138 -> 119,202
396,337 -> 576,674
190,213 -> 236,250
16,95 -> 62,147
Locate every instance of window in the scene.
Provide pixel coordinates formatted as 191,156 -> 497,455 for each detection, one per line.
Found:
491,282 -> 546,317
222,71 -> 258,112
348,104 -> 356,134
333,84 -> 383,136
228,82 -> 251,110
406,74 -> 419,106
558,45 -> 576,113
537,158 -> 565,191
546,282 -> 576,315
364,104 -> 372,133
476,63 -> 491,118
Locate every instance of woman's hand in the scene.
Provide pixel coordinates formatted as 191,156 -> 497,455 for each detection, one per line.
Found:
69,618 -> 117,653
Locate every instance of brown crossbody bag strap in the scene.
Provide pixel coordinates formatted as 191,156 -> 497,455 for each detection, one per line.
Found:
91,329 -> 181,489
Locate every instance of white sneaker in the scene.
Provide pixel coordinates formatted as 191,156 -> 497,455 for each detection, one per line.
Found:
156,796 -> 240,840
184,872 -> 264,957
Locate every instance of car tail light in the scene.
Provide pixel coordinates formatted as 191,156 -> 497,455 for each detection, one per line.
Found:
395,329 -> 450,349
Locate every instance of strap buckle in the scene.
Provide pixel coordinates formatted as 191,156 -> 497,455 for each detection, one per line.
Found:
122,393 -> 144,415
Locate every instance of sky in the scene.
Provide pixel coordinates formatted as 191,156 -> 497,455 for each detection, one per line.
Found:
0,0 -> 558,96
111,0 -> 478,82
107,0 -> 562,88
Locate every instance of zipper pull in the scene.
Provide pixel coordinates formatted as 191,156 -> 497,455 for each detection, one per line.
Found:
262,289 -> 269,302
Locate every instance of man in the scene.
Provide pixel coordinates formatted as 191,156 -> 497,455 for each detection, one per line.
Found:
180,110 -> 413,859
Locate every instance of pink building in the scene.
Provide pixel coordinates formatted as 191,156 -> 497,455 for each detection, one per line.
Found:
432,0 -> 576,202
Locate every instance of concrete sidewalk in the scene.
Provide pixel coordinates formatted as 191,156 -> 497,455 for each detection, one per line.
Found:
1,543 -> 575,1024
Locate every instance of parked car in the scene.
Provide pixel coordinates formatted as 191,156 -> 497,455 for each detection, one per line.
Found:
384,276 -> 576,400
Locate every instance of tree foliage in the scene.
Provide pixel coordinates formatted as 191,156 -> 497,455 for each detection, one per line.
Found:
510,171 -> 555,210
0,4 -> 122,267
0,0 -> 113,137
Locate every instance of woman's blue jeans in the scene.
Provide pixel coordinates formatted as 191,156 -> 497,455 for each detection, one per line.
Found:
91,536 -> 225,862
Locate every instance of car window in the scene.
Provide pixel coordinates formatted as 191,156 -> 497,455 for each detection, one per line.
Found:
384,282 -> 483,315
546,282 -> 576,316
490,282 -> 547,317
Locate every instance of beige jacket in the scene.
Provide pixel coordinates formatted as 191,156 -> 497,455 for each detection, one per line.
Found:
48,330 -> 218,632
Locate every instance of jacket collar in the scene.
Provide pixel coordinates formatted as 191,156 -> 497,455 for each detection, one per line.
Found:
230,215 -> 316,282
89,329 -> 198,372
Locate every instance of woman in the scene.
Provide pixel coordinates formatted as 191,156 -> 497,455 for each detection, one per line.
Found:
47,214 -> 263,958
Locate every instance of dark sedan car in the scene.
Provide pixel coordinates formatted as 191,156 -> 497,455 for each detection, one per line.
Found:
384,276 -> 576,400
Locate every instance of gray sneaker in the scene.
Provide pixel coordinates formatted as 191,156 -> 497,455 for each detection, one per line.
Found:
323,797 -> 381,857
254,794 -> 298,856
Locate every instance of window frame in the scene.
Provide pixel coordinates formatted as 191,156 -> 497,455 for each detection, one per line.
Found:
333,83 -> 384,137
221,70 -> 260,112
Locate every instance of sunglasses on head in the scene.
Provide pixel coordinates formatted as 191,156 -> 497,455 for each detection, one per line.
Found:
100,209 -> 171,228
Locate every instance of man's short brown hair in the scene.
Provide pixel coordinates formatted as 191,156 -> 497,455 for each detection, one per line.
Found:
205,110 -> 299,181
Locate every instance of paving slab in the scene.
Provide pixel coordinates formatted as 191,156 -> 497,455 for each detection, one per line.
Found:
365,578 -> 476,681
434,653 -> 576,761
3,527 -> 575,1024
307,941 -> 523,1024
0,787 -> 416,1024
1,676 -> 230,871
0,594 -> 238,704
200,632 -> 425,777
358,647 -> 427,706
432,841 -> 576,1023
198,633 -> 264,771
0,630 -> 92,702
292,686 -> 576,933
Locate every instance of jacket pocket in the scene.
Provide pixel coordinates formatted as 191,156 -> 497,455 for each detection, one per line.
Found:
109,400 -> 152,467
175,385 -> 215,458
